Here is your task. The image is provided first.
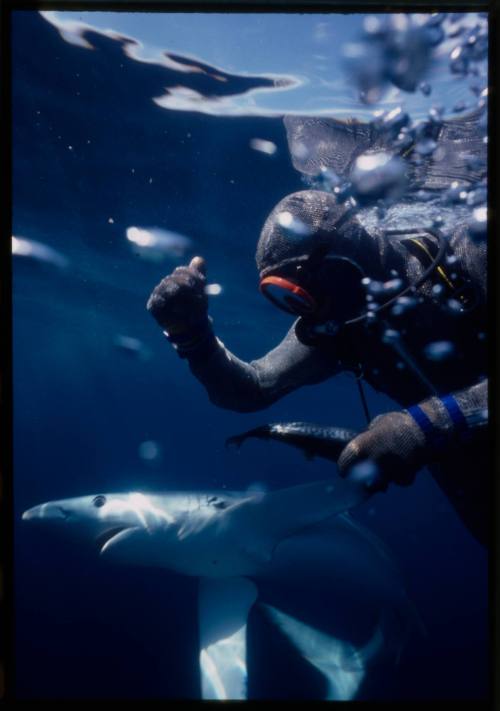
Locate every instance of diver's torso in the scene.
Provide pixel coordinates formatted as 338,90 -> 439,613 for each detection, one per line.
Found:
319,281 -> 488,547
333,298 -> 487,407
322,300 -> 489,546
315,216 -> 487,407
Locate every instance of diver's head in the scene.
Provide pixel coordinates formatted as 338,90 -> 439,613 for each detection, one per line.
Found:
257,190 -> 367,324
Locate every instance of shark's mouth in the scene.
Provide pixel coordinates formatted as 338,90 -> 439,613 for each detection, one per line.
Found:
95,527 -> 130,552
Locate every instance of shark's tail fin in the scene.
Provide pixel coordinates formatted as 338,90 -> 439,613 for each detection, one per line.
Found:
262,604 -> 385,700
262,593 -> 425,701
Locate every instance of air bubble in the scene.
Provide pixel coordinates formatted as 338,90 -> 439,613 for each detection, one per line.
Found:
423,340 -> 455,361
351,152 -> 407,203
379,106 -> 410,136
415,138 -> 437,156
423,25 -> 445,46
466,187 -> 487,206
138,440 -> 162,463
205,283 -> 223,296
391,296 -> 417,316
277,211 -> 312,237
250,138 -> 277,156
467,206 -> 487,241
382,328 -> 400,344
447,298 -> 463,314
444,181 -> 468,204
348,460 -> 379,485
426,13 -> 446,26
450,45 -> 470,75
448,25 -> 464,39
428,105 -> 444,123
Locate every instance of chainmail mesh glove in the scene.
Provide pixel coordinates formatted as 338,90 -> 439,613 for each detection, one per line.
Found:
338,411 -> 429,492
146,256 -> 213,353
338,382 -> 487,493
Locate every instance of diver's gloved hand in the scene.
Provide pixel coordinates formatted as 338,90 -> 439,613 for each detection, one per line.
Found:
146,256 -> 213,354
337,411 -> 429,493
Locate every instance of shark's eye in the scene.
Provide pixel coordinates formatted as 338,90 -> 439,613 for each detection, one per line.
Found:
208,496 -> 228,510
92,495 -> 107,508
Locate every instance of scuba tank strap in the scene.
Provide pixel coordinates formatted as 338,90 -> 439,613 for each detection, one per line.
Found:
399,231 -> 477,310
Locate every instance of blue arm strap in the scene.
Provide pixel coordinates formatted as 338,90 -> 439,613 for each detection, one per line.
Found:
439,394 -> 469,435
407,395 -> 469,450
406,404 -> 446,449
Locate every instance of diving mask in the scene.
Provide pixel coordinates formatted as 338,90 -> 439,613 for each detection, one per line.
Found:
259,254 -> 366,320
259,274 -> 317,316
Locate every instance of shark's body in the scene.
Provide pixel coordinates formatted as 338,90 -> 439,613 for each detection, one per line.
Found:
23,477 -> 417,700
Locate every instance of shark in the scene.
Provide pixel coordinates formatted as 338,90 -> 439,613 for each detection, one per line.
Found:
22,470 -> 419,700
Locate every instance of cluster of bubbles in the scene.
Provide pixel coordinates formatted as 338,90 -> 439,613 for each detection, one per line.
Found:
448,17 -> 488,74
359,272 -> 420,326
342,14 -> 445,105
309,13 -> 489,248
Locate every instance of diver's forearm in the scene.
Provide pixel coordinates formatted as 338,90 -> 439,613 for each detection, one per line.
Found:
184,335 -> 279,413
408,379 -> 488,452
171,320 -> 338,413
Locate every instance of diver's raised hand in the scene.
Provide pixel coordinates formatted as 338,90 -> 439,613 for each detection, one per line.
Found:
147,256 -> 208,332
337,410 -> 429,493
147,256 -> 213,352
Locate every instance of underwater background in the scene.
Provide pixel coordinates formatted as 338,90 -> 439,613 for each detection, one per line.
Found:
13,10 -> 488,700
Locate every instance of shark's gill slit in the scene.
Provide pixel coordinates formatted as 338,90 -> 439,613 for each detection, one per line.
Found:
95,527 -> 129,551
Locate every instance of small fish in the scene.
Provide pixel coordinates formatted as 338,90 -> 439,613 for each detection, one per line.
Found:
226,422 -> 359,463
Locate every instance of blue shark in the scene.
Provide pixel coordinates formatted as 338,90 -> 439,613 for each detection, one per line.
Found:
22,477 -> 418,700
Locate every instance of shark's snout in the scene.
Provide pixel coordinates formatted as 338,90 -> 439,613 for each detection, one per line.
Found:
22,503 -> 73,522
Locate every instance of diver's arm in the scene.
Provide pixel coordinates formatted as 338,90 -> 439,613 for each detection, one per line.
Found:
146,257 -> 338,412
338,379 -> 488,490
184,323 -> 339,413
415,379 -> 488,437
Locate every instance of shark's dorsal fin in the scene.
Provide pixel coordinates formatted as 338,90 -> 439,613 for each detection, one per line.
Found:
198,577 -> 258,700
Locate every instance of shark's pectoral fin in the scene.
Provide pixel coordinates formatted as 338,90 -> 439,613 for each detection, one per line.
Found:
198,577 -> 258,700
228,478 -> 370,550
262,604 -> 384,701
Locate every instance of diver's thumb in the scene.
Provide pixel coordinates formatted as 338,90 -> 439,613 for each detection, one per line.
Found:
189,256 -> 207,277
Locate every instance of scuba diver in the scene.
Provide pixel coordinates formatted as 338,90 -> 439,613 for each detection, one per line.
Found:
146,109 -> 488,547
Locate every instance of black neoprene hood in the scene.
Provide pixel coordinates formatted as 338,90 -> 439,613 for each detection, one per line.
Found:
256,190 -> 356,278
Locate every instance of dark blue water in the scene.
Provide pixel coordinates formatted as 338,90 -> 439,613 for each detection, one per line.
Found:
13,11 -> 488,700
